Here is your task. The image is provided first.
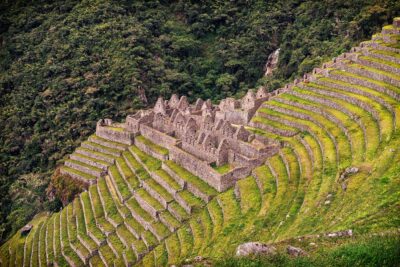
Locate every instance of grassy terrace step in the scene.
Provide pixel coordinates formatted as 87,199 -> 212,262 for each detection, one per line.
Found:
359,54 -> 400,73
142,178 -> 174,208
273,90 -> 353,164
163,160 -> 217,202
60,208 -> 82,267
329,68 -> 400,99
159,211 -> 181,232
88,186 -> 115,234
134,188 -> 165,219
235,176 -> 262,214
80,192 -> 106,245
177,226 -> 194,260
65,158 -> 104,176
303,82 -> 394,142
76,147 -> 116,164
165,232 -> 180,265
89,134 -> 128,150
82,141 -> 122,157
135,135 -> 169,158
73,198 -> 98,255
206,199 -> 223,244
60,166 -> 97,183
251,115 -> 299,136
319,76 -> 400,129
108,165 -> 131,201
345,60 -> 400,86
122,150 -> 151,181
252,164 -> 277,216
125,197 -> 155,229
284,87 -> 380,159
152,169 -> 182,196
67,204 -> 91,265
97,177 -> 124,225
176,190 -> 204,214
70,152 -> 110,169
267,98 -> 339,200
129,145 -> 161,172
167,201 -> 189,222
116,156 -> 140,190
366,48 -> 400,62
124,216 -> 145,239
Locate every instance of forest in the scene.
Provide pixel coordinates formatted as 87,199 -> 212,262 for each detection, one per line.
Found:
0,0 -> 399,244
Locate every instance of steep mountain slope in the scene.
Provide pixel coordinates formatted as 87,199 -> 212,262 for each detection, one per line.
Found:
1,19 -> 399,267
1,0 -> 399,243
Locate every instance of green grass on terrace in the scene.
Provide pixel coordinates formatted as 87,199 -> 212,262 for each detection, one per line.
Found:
66,158 -> 103,172
348,61 -> 400,81
109,165 -> 131,200
135,188 -> 164,211
73,152 -> 110,166
154,169 -> 181,191
126,197 -> 154,223
129,145 -> 161,171
145,178 -> 174,203
106,126 -> 125,132
60,166 -> 97,181
164,160 -> 217,196
90,134 -> 128,147
330,69 -> 400,95
211,163 -> 232,174
159,211 -> 181,230
116,157 -> 140,189
97,177 -> 124,223
168,201 -> 189,221
177,190 -> 204,210
83,140 -> 121,155
122,151 -> 151,180
368,48 -> 400,59
359,54 -> 400,70
136,135 -> 169,156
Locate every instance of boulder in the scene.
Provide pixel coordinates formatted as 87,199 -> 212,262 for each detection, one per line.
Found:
20,224 -> 33,235
287,245 -> 307,257
325,229 -> 353,238
236,242 -> 276,257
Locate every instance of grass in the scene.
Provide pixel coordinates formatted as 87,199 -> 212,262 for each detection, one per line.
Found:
72,152 -> 110,167
122,150 -> 152,180
177,226 -> 193,260
125,215 -> 145,235
135,188 -> 164,211
60,166 -> 97,181
145,178 -> 174,203
83,140 -> 121,155
177,190 -> 204,210
77,147 -> 116,162
168,201 -> 189,221
126,197 -> 154,223
97,177 -> 124,224
80,192 -> 106,242
109,165 -> 131,200
154,243 -> 168,266
212,235 -> 400,267
66,158 -> 103,172
116,157 -> 140,189
136,135 -> 169,156
129,145 -> 161,171
90,134 -> 128,148
154,169 -> 182,192
211,163 -> 232,174
236,176 -> 262,214
164,160 -> 217,196
165,232 -> 181,264
73,198 -> 98,253
348,61 -> 400,82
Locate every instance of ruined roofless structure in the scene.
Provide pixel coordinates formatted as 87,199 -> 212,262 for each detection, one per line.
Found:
96,87 -> 279,192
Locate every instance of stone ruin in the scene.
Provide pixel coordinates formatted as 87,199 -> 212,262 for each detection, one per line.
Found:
95,88 -> 279,192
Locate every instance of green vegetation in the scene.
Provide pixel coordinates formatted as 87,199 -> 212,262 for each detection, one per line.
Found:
136,135 -> 169,156
212,235 -> 400,267
211,163 -> 232,174
1,0 -> 398,242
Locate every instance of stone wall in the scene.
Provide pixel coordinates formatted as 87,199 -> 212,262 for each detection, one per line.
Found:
168,146 -> 224,191
139,124 -> 178,150
96,120 -> 135,145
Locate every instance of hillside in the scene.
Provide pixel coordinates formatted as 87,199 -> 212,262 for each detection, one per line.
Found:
1,0 -> 399,243
1,18 -> 400,266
